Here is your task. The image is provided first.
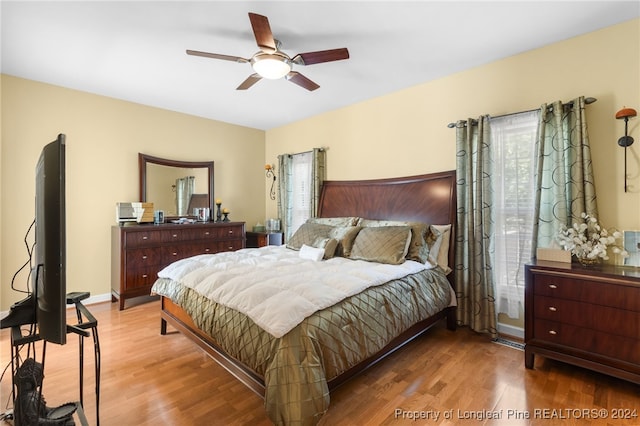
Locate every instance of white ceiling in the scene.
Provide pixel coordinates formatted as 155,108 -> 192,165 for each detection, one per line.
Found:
2,1 -> 638,130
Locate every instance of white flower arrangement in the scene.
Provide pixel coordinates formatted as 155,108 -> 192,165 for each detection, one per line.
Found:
557,213 -> 628,262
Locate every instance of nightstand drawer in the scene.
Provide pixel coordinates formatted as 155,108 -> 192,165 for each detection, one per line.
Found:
534,295 -> 640,339
533,273 -> 640,310
534,319 -> 640,364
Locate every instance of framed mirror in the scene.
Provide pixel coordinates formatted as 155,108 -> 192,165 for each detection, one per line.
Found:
139,153 -> 214,219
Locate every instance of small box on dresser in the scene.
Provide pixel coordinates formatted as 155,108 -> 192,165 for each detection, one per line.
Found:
524,260 -> 640,384
111,221 -> 245,310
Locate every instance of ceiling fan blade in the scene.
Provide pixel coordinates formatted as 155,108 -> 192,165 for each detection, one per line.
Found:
236,73 -> 262,90
292,48 -> 350,65
286,72 -> 320,91
186,49 -> 248,63
248,13 -> 277,53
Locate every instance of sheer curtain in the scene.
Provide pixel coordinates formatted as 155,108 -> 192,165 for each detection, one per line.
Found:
277,148 -> 326,240
455,116 -> 498,337
490,111 -> 539,319
175,176 -> 195,216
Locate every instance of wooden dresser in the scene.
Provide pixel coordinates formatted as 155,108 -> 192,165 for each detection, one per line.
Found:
524,260 -> 640,384
111,221 -> 245,309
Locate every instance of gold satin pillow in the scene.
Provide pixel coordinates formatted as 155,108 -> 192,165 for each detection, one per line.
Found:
329,226 -> 362,257
350,226 -> 411,265
286,223 -> 333,250
357,219 -> 430,263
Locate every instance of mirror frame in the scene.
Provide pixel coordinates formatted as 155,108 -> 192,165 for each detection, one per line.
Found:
138,153 -> 214,219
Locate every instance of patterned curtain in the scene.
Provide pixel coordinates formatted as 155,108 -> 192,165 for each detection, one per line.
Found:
175,176 -> 195,216
532,96 -> 598,249
277,148 -> 326,240
310,148 -> 326,218
454,116 -> 498,338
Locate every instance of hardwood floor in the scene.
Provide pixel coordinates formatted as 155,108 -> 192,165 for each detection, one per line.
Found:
1,297 -> 638,425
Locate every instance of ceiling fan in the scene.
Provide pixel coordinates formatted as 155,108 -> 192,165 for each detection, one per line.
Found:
186,12 -> 350,91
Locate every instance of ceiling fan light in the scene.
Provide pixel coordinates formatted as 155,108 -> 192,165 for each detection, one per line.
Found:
252,55 -> 291,79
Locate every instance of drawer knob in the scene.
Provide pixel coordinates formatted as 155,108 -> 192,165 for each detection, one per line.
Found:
204,248 -> 210,252
142,236 -> 148,240
228,230 -> 234,234
548,330 -> 557,335
142,255 -> 148,260
205,231 -> 210,236
172,234 -> 178,238
172,252 -> 178,256
548,306 -> 557,312
142,274 -> 148,278
548,284 -> 557,289
228,246 -> 233,250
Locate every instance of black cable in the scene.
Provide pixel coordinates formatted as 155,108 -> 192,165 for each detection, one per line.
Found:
10,219 -> 35,294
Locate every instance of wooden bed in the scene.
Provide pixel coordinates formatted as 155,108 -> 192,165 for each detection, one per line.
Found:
158,170 -> 457,418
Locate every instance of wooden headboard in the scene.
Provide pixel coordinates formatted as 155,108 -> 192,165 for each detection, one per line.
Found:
317,170 -> 457,273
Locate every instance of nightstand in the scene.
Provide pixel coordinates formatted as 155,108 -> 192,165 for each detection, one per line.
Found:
524,260 -> 640,384
246,231 -> 283,248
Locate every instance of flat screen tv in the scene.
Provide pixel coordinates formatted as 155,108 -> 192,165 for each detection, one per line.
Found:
34,133 -> 67,345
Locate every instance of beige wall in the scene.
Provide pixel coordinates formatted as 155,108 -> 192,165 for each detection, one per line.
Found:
266,19 -> 639,229
1,76 -> 265,310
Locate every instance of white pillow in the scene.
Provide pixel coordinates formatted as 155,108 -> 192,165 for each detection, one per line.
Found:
428,224 -> 452,274
299,244 -> 325,262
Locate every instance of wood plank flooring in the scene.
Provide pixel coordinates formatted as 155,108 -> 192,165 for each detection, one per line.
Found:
1,297 -> 638,425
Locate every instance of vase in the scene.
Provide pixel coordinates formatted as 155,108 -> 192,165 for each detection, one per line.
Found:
576,256 -> 600,266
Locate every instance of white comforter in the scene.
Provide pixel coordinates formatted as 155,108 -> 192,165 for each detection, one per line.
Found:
157,245 -> 429,338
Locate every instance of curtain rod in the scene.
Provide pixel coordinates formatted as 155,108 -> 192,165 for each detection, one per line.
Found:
447,97 -> 597,128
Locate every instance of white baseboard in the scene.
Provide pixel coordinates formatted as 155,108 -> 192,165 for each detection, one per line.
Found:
1,292 -> 112,320
497,322 -> 524,340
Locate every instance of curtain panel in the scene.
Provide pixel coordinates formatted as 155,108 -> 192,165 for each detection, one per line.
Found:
533,96 -> 598,249
454,116 -> 498,338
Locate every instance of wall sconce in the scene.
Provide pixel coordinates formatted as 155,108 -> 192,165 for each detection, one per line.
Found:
616,107 -> 637,192
265,164 -> 277,200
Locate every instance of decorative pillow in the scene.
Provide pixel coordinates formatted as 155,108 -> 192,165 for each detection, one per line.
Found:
350,226 -> 412,265
299,244 -> 325,262
357,219 -> 430,263
328,226 -> 362,257
286,223 -> 333,250
427,224 -> 452,274
307,217 -> 359,227
312,237 -> 339,259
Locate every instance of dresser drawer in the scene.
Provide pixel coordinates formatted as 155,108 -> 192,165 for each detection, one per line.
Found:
124,267 -> 159,290
214,225 -> 244,240
216,239 -> 244,252
533,273 -> 640,311
124,229 -> 162,247
534,295 -> 640,339
125,248 -> 163,269
534,319 -> 640,364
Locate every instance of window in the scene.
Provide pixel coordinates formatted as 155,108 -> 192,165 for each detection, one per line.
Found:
288,151 -> 313,237
490,111 -> 539,319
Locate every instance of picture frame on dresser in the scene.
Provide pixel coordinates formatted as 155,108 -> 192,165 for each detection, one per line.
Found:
623,230 -> 640,267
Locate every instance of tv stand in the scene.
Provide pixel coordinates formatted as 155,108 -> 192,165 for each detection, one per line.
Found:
0,294 -> 36,329
9,292 -> 100,426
